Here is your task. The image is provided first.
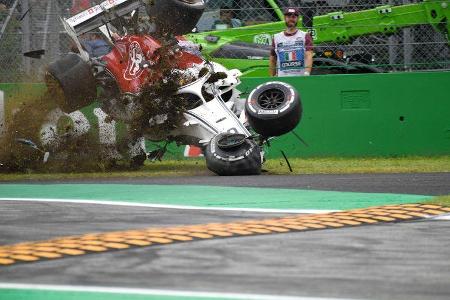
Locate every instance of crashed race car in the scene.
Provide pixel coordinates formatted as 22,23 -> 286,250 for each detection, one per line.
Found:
39,0 -> 302,176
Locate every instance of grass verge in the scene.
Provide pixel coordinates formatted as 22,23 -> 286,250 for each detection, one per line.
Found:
265,156 -> 450,175
0,156 -> 448,181
424,195 -> 450,207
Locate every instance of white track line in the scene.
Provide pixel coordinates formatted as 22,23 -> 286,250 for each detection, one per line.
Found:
0,198 -> 338,214
0,283 -> 358,300
432,214 -> 450,221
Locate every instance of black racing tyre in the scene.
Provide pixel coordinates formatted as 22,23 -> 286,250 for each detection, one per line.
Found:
146,0 -> 205,36
46,53 -> 97,113
245,81 -> 301,137
204,133 -> 262,176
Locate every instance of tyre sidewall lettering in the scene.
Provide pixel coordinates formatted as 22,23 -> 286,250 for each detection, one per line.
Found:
212,143 -> 255,162
246,82 -> 294,119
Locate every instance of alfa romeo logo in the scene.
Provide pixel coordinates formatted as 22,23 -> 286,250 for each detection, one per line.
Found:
124,41 -> 144,80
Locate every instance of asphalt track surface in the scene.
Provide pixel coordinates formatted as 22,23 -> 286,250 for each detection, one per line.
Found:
1,172 -> 450,300
11,172 -> 450,195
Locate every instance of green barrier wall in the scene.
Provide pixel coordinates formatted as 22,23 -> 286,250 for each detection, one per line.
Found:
240,71 -> 450,158
1,71 -> 449,158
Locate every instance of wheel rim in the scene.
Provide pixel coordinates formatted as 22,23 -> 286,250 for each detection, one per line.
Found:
217,134 -> 246,150
257,89 -> 286,109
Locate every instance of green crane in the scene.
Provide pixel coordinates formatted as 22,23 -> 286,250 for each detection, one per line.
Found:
186,0 -> 450,76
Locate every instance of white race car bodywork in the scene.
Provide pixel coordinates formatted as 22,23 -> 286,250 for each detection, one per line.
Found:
172,62 -> 250,146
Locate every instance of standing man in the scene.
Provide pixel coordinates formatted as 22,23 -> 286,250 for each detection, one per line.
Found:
269,7 -> 313,77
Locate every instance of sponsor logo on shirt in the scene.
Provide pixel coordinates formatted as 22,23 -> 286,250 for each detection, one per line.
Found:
281,61 -> 304,68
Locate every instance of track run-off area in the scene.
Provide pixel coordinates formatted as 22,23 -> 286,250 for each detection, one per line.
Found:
1,173 -> 450,300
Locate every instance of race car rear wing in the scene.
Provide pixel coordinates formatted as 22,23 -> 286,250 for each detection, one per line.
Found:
65,0 -> 145,36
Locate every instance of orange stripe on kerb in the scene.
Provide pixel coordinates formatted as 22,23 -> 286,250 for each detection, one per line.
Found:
57,249 -> 85,256
126,240 -> 152,246
0,258 -> 15,265
420,205 -> 443,209
1,204 -> 448,267
32,252 -> 62,259
9,255 -> 39,262
424,209 -> 447,215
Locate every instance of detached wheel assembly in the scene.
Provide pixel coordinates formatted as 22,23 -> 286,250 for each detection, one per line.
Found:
205,133 -> 262,176
245,81 -> 302,137
46,53 -> 97,113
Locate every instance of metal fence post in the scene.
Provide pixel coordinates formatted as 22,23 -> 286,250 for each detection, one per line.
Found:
0,90 -> 5,136
403,0 -> 413,71
21,0 -> 31,77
